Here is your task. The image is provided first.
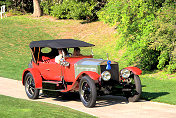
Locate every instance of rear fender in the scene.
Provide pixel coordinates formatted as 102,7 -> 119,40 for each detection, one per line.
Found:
76,71 -> 100,82
22,68 -> 42,89
125,67 -> 142,75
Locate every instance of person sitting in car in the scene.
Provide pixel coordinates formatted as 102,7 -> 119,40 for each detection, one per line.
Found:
63,48 -> 70,57
55,48 -> 70,64
55,49 -> 63,64
73,47 -> 83,56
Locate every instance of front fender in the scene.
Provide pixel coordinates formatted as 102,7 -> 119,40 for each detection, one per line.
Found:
125,67 -> 142,75
22,68 -> 42,89
64,71 -> 100,92
76,71 -> 100,81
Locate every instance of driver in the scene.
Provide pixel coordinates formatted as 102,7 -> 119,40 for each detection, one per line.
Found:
73,47 -> 82,56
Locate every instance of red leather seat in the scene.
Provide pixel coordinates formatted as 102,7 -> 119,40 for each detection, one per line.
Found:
42,56 -> 50,63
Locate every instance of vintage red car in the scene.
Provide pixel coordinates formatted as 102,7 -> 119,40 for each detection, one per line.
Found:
22,39 -> 142,108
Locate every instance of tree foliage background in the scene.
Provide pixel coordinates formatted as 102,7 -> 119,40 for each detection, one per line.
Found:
40,0 -> 107,20
1,0 -> 175,73
98,0 -> 176,73
0,0 -> 33,13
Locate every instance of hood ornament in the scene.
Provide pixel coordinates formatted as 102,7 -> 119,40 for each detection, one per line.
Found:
106,53 -> 111,70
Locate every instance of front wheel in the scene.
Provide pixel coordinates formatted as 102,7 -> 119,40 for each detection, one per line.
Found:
25,72 -> 40,99
79,76 -> 97,108
126,75 -> 142,102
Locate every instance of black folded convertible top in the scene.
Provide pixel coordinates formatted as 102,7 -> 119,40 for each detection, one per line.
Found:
29,39 -> 95,48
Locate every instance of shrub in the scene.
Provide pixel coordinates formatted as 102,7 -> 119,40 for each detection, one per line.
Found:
41,0 -> 107,21
148,2 -> 176,72
51,2 -> 70,19
50,0 -> 97,20
97,0 -> 176,73
0,0 -> 14,10
40,0 -> 53,15
0,0 -> 33,14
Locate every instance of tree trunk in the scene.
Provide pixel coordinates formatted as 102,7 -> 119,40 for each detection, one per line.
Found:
32,0 -> 41,17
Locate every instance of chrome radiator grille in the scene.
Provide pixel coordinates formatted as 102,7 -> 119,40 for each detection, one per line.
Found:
100,64 -> 119,82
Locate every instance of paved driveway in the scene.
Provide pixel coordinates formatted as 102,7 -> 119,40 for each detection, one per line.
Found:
0,77 -> 176,118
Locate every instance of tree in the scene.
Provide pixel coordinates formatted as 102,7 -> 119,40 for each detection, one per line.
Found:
32,0 -> 41,17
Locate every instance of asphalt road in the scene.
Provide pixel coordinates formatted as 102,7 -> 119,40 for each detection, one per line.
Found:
0,77 -> 176,118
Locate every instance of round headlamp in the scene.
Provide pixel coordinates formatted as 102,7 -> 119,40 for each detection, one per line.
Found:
121,69 -> 131,78
101,71 -> 111,81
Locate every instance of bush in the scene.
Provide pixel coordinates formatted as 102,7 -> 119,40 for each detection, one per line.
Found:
8,9 -> 23,16
40,0 -> 53,15
148,2 -> 176,72
97,0 -> 176,73
50,2 -> 70,19
0,0 -> 33,14
50,0 -> 97,20
41,0 -> 107,21
0,0 -> 14,10
68,1 -> 95,20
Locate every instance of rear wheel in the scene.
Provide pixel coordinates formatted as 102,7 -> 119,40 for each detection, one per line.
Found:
79,76 -> 97,108
126,75 -> 142,102
25,72 -> 40,99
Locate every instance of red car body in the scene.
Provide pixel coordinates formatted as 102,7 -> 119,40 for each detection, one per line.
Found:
22,56 -> 100,91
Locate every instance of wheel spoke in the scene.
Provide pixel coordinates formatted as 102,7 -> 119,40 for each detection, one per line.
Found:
81,81 -> 92,102
30,87 -> 35,94
29,78 -> 32,85
27,78 -> 30,85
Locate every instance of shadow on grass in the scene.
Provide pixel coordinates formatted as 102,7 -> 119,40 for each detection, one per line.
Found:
80,19 -> 99,24
141,92 -> 169,101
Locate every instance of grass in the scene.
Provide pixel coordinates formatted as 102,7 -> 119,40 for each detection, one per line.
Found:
0,15 -> 119,80
140,71 -> 176,105
0,95 -> 95,118
0,15 -> 176,105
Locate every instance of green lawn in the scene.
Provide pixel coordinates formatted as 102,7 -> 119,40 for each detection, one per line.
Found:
0,15 -> 176,106
0,95 -> 95,118
0,15 -> 119,80
140,71 -> 176,105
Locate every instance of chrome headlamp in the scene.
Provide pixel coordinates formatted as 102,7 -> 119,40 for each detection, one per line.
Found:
120,69 -> 131,78
101,71 -> 111,81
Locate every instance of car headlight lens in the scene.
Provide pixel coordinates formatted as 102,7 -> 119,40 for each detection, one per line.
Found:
101,71 -> 111,81
121,69 -> 131,78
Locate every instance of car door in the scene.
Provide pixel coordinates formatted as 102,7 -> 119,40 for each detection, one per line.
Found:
38,62 -> 62,81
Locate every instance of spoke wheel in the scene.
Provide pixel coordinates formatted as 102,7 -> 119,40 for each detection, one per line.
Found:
25,72 -> 39,99
126,75 -> 142,102
79,76 -> 97,108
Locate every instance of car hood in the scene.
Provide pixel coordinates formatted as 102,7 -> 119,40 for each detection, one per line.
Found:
75,58 -> 106,66
74,58 -> 106,78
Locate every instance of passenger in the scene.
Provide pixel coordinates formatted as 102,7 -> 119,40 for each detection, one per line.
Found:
62,48 -> 70,57
55,49 -> 63,64
73,47 -> 83,56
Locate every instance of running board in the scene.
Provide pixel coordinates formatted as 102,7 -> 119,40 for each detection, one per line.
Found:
42,89 -> 65,91
42,81 -> 62,84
